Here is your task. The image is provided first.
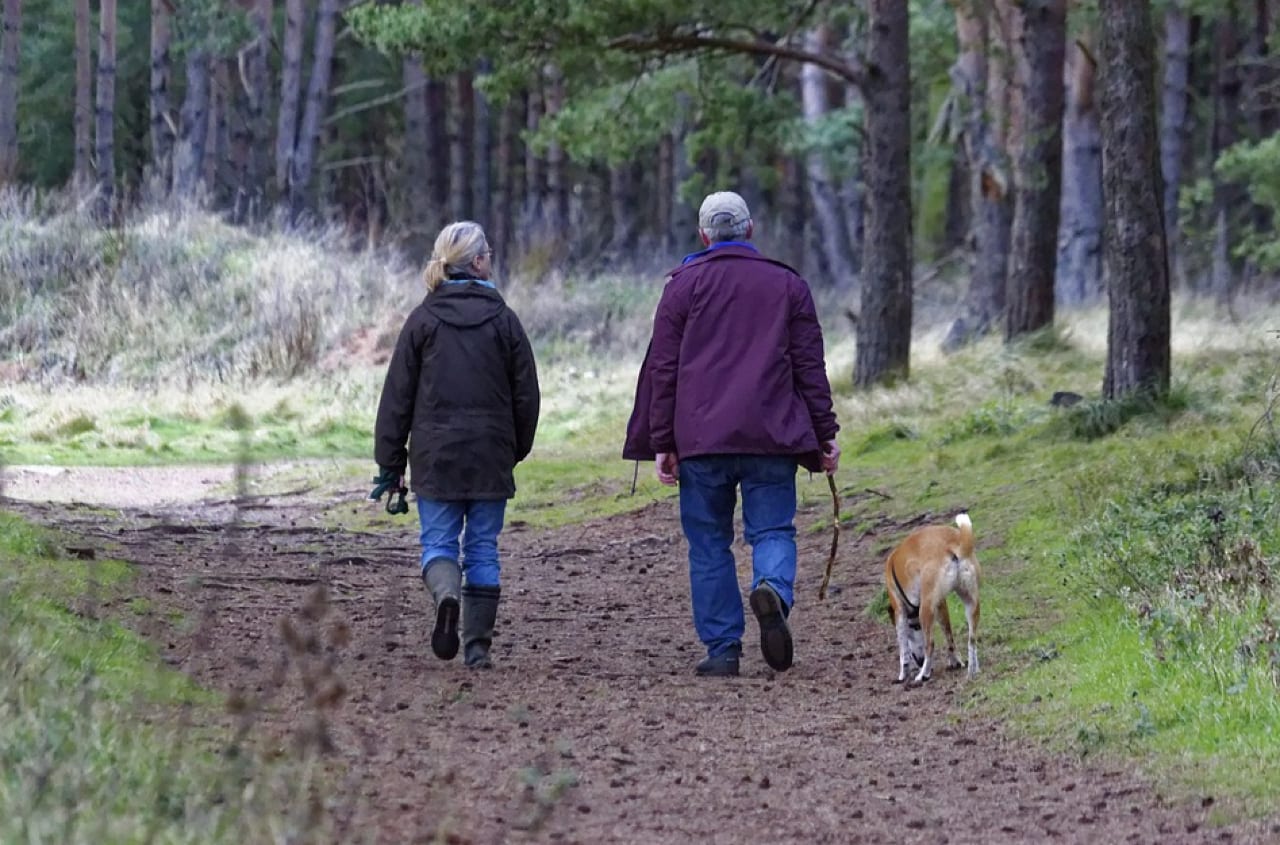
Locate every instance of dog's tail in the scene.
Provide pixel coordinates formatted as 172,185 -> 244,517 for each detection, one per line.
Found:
953,512 -> 975,560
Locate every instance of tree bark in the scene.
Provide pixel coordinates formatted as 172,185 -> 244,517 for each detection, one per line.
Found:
74,0 -> 92,189
1210,6 -> 1242,306
275,0 -> 305,196
0,0 -> 23,184
671,94 -> 696,247
205,59 -> 229,200
95,0 -> 118,220
801,26 -> 858,289
473,63 -> 493,232
172,47 -> 210,200
448,71 -> 474,221
945,0 -> 1012,351
401,52 -> 433,245
856,0 -> 912,388
289,0 -> 340,218
148,0 -> 173,193
655,133 -> 673,252
493,98 -> 518,265
1159,3 -> 1191,288
1099,0 -> 1171,399
236,0 -> 273,221
608,162 -> 637,255
543,65 -> 568,235
1056,32 -> 1104,305
524,85 -> 545,230
1005,0 -> 1067,341
943,141 -> 970,255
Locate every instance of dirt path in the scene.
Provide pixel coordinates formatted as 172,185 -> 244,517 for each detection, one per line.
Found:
3,471 -> 1277,844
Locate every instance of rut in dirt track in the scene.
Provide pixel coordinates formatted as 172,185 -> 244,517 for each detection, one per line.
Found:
5,492 -> 1277,845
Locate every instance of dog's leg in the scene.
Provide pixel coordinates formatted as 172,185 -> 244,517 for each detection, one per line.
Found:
913,603 -> 935,683
964,596 -> 980,676
894,612 -> 911,683
936,600 -> 962,670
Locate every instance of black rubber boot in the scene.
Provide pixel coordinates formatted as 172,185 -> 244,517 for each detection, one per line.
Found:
461,584 -> 501,669
422,558 -> 462,660
694,644 -> 741,677
749,583 -> 794,671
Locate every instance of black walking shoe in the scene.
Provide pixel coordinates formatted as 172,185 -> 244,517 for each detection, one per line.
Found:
749,584 -> 793,671
431,596 -> 460,661
694,645 -> 741,677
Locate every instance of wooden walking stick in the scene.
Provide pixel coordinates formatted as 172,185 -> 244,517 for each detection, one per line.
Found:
818,473 -> 841,601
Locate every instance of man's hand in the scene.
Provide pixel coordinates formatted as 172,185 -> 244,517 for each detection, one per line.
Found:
370,467 -> 409,515
655,452 -> 679,486
820,439 -> 841,475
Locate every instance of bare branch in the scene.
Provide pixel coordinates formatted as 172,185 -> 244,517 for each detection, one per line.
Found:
607,31 -> 864,89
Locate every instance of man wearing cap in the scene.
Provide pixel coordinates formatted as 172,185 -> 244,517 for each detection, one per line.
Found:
623,190 -> 841,677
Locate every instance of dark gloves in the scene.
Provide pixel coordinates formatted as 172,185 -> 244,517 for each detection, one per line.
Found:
370,466 -> 409,515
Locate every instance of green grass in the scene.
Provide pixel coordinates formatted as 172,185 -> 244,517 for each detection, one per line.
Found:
6,269 -> 1280,830
0,513 -> 357,843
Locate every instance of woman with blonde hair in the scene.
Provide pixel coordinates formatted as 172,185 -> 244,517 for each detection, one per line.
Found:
372,221 -> 540,669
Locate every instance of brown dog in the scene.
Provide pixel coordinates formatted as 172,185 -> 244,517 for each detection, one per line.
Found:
884,513 -> 980,683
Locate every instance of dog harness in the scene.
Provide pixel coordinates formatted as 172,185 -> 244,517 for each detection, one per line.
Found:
891,567 -> 922,630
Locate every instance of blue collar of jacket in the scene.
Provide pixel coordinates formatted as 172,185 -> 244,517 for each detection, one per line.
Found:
680,240 -> 759,265
442,278 -> 497,289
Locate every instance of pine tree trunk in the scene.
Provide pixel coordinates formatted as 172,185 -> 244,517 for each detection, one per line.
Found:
204,60 -> 222,197
172,48 -> 210,200
943,143 -> 970,255
608,163 -> 636,255
289,0 -> 340,218
73,0 -> 92,189
0,0 -> 23,184
778,154 -> 808,274
1099,0 -> 1171,399
1056,33 -> 1104,305
655,133 -> 673,252
275,0 -> 305,196
945,0 -> 1012,350
801,26 -> 858,289
1254,1 -> 1277,135
544,66 -> 568,235
1005,0 -> 1067,341
473,63 -> 492,232
94,0 -> 117,220
842,79 -> 864,274
426,79 -> 448,214
148,0 -> 173,193
1210,7 -> 1242,306
856,0 -> 912,388
1160,3 -> 1191,287
493,98 -> 517,265
672,94 -> 696,247
448,71 -> 474,221
236,0 -> 272,221
402,52 -> 433,246
524,85 -> 544,230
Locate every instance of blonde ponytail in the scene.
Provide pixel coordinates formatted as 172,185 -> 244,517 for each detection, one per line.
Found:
423,221 -> 490,292
423,256 -> 450,292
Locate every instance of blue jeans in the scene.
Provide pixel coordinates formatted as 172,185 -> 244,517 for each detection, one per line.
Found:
417,497 -> 507,587
677,455 -> 798,657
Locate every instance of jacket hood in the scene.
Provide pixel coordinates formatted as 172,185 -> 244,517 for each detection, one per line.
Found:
425,283 -> 506,328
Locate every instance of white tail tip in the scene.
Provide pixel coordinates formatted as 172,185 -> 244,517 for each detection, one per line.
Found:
955,512 -> 972,530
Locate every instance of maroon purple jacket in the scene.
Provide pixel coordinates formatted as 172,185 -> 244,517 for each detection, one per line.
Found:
622,244 -> 839,473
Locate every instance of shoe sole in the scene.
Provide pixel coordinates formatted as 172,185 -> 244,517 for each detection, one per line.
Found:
749,586 -> 793,671
431,597 -> 460,660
